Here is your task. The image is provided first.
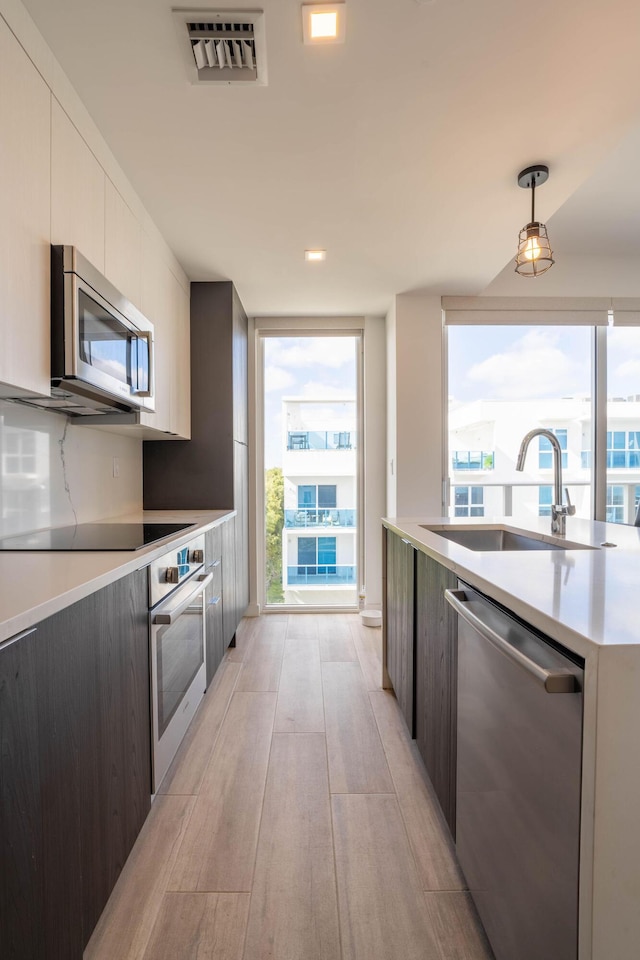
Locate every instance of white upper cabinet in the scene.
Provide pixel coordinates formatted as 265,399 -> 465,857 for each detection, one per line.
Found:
171,271 -> 191,440
50,99 -> 105,271
0,17 -> 51,397
105,179 -> 142,309
139,231 -> 191,439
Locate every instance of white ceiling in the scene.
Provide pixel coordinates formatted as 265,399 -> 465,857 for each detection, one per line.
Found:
20,0 -> 640,315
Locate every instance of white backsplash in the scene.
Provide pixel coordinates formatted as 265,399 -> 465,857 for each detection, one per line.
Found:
0,399 -> 142,537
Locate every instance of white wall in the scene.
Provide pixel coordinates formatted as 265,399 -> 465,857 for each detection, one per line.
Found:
386,299 -> 397,517
386,294 -> 444,518
363,315 -> 386,608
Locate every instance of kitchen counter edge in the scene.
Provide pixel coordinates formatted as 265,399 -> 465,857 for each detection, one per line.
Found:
383,516 -> 640,657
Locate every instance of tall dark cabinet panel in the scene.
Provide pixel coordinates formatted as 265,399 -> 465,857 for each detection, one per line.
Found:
143,281 -> 249,636
415,551 -> 458,833
0,570 -> 150,960
0,628 -> 45,960
385,530 -> 416,736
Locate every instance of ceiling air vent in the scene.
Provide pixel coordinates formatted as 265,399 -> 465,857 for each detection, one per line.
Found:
174,8 -> 267,85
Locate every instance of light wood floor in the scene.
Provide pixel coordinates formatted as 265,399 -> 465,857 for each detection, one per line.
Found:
84,614 -> 494,960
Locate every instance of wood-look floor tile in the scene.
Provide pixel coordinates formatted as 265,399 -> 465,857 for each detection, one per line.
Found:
243,734 -> 340,960
332,794 -> 441,960
350,621 -> 383,690
285,614 -> 320,640
318,614 -> 358,661
159,661 -> 242,796
274,636 -> 325,733
169,692 -> 276,892
84,794 -> 196,960
369,690 -> 465,891
141,892 -> 250,960
235,620 -> 286,692
423,892 -> 494,960
322,661 -> 394,794
226,617 -> 259,663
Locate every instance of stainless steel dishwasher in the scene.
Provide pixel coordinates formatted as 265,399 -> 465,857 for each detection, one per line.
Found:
445,583 -> 584,960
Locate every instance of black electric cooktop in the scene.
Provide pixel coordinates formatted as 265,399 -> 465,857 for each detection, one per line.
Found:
0,522 -> 196,552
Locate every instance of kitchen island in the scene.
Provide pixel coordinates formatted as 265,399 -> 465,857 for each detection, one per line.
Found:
383,515 -> 640,960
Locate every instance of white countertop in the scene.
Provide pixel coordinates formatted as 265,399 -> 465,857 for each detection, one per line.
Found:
383,515 -> 640,657
0,510 -> 234,644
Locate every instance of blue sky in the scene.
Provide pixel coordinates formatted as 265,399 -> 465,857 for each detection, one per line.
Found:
263,336 -> 357,468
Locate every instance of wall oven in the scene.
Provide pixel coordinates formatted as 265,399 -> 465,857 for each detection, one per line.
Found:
149,534 -> 211,792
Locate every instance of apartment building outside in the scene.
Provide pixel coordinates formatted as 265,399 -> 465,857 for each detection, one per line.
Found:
281,397 -> 357,605
449,397 -> 640,525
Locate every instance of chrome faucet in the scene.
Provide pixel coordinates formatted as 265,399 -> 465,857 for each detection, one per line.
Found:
516,428 -> 576,536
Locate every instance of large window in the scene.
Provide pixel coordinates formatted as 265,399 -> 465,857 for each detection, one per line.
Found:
538,429 -> 568,469
454,486 -> 484,517
297,484 -> 337,508
606,327 -> 640,523
448,326 -> 592,526
538,485 -> 553,517
447,318 -> 640,526
261,333 -> 360,607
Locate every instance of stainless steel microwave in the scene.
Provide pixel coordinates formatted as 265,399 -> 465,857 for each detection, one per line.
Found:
43,245 -> 155,417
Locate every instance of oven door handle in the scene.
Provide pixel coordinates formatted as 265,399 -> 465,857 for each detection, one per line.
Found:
153,572 -> 213,625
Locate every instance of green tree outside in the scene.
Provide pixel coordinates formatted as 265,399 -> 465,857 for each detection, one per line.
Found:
265,467 -> 285,603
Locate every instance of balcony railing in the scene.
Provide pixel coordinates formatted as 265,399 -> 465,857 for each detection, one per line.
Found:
451,451 -> 494,471
285,508 -> 356,528
286,564 -> 356,585
287,431 -> 356,451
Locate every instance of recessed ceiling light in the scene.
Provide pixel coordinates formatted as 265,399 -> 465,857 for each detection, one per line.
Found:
302,3 -> 346,44
305,249 -> 326,261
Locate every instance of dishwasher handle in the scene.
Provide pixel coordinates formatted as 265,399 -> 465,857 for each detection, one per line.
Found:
444,588 -> 577,694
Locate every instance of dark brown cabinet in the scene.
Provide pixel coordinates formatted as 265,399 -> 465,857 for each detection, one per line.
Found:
384,528 -> 458,835
143,280 -> 249,640
384,529 -> 416,736
0,627 -> 44,960
204,524 -> 224,685
221,515 -> 238,648
0,570 -> 150,960
415,551 -> 458,834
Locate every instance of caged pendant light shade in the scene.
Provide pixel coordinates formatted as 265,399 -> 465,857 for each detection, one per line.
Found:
515,165 -> 555,277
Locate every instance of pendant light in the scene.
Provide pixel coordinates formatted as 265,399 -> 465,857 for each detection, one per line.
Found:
515,164 -> 555,277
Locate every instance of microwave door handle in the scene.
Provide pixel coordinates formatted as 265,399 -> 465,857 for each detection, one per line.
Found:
153,572 -> 212,624
131,331 -> 153,398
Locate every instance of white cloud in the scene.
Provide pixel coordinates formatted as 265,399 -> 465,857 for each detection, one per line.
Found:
614,359 -> 640,381
298,381 -> 355,399
264,365 -> 296,392
266,337 -> 355,370
467,329 -> 584,400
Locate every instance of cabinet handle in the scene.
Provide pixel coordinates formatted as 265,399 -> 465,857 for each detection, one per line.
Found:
208,596 -> 221,606
0,626 -> 37,652
400,538 -> 413,546
206,558 -> 221,570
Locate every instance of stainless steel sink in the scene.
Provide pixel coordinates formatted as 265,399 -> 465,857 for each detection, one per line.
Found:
420,526 -> 594,552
